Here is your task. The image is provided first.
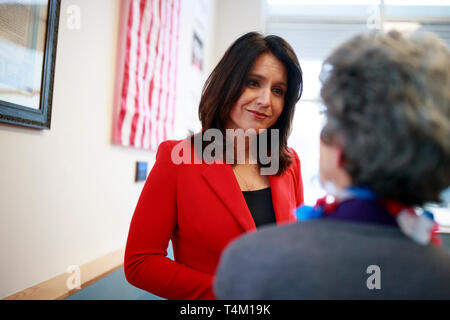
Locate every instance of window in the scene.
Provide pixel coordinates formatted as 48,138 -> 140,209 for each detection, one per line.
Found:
266,0 -> 450,229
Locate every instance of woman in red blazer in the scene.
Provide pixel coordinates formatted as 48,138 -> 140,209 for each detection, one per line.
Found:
124,32 -> 304,299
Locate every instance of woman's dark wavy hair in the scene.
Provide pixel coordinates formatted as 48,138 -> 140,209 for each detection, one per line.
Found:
194,32 -> 303,175
320,30 -> 450,206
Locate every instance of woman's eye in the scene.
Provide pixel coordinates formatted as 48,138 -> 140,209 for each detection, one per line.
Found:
247,79 -> 259,87
273,88 -> 285,96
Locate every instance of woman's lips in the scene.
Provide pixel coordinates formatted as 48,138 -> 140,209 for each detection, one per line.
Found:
247,109 -> 268,119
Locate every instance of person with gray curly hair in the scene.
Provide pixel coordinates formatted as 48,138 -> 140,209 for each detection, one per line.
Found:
213,30 -> 450,299
320,30 -> 450,206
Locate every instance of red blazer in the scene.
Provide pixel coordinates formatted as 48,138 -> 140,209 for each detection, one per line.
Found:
124,139 -> 303,299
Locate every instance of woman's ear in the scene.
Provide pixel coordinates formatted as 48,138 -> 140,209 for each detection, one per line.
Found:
325,143 -> 343,167
336,146 -> 345,168
319,141 -> 340,183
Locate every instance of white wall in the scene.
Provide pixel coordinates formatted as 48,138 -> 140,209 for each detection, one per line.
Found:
0,0 -> 218,299
213,0 -> 267,64
0,0 -> 266,299
173,0 -> 218,139
0,0 -> 147,299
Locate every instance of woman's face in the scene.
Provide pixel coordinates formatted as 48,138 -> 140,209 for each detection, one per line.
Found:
226,52 -> 288,132
319,138 -> 352,190
319,139 -> 339,186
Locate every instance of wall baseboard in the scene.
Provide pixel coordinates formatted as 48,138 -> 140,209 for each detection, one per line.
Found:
3,248 -> 125,300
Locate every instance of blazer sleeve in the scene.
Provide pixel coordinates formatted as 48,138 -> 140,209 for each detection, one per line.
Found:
291,148 -> 304,207
124,140 -> 215,300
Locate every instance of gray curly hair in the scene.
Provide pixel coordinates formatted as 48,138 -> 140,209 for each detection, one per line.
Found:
320,30 -> 450,206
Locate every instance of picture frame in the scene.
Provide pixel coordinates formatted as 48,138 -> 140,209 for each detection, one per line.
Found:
0,0 -> 60,129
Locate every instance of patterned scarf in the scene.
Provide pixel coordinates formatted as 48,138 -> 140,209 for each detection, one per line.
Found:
296,187 -> 441,246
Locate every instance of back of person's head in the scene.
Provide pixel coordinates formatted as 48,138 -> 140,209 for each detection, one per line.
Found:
320,30 -> 450,206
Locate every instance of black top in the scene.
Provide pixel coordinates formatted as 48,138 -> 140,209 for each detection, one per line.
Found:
242,187 -> 276,228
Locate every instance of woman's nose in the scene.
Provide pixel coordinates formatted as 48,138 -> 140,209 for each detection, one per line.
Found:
256,87 -> 271,106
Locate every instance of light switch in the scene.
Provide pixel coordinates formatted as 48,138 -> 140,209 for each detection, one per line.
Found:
135,161 -> 148,182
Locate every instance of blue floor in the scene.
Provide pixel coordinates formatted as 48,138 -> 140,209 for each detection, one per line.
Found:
66,242 -> 174,300
65,266 -> 164,300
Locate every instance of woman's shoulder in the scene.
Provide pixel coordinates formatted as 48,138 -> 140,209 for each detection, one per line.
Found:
157,138 -> 184,150
156,137 -> 200,165
285,146 -> 301,172
155,139 -> 178,157
153,139 -> 185,164
156,138 -> 191,154
287,146 -> 299,159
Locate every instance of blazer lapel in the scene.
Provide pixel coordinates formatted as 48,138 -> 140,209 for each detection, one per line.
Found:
269,174 -> 294,224
202,163 -> 256,232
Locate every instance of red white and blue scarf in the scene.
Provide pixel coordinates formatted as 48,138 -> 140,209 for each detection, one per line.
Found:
296,187 -> 441,246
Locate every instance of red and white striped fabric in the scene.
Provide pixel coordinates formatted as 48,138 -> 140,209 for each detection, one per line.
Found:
115,0 -> 181,150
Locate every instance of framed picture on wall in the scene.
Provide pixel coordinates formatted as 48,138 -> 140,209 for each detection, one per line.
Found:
0,0 -> 60,129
